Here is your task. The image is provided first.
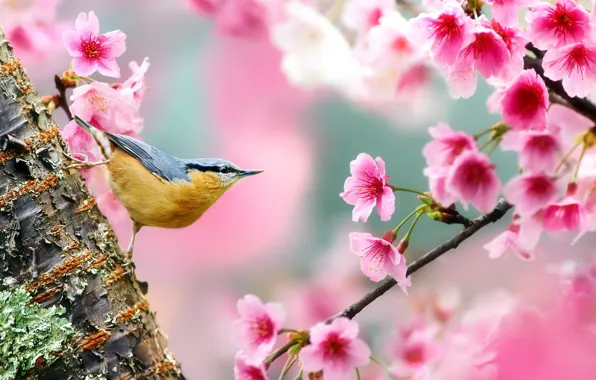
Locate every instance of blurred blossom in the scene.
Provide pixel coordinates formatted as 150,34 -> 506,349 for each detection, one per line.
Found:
233,295 -> 285,363
234,351 -> 269,380
0,0 -> 67,61
341,0 -> 397,36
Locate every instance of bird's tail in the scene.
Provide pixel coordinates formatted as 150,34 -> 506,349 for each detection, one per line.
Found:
73,116 -> 113,159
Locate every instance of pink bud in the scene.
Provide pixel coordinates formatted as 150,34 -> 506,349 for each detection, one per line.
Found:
382,229 -> 396,243
397,238 -> 409,254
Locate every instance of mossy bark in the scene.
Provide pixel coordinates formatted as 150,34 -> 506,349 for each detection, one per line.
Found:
0,27 -> 184,379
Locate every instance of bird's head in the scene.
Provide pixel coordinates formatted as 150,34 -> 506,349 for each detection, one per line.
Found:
185,158 -> 263,189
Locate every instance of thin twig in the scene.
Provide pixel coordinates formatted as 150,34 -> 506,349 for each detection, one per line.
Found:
54,74 -> 73,120
265,340 -> 298,368
327,199 -> 512,322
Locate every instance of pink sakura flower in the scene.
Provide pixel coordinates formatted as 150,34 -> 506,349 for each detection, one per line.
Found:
233,295 -> 285,363
340,153 -> 395,222
503,173 -> 559,217
542,41 -> 596,98
547,104 -> 593,148
215,0 -> 270,39
543,196 -> 589,231
484,0 -> 534,27
300,318 -> 371,380
61,120 -> 99,161
424,165 -> 457,207
501,130 -> 562,173
446,151 -> 502,213
63,11 -> 126,78
70,81 -> 141,135
448,21 -> 511,98
488,20 -> 529,80
526,0 -> 590,50
349,232 -> 410,293
234,351 -> 269,380
484,226 -> 536,261
499,69 -> 549,130
341,0 -> 396,35
119,58 -> 150,106
187,0 -> 224,15
408,2 -> 473,68
389,323 -> 440,378
422,122 -> 476,167
359,11 -> 417,70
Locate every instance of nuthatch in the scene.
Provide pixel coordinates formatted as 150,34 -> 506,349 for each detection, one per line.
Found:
70,116 -> 263,260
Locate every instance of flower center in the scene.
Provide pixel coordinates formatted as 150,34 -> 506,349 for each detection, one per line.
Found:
431,14 -> 460,42
86,91 -> 108,112
245,367 -> 267,380
513,83 -> 544,116
251,317 -> 274,342
527,134 -> 555,153
527,176 -> 551,196
403,345 -> 425,364
323,332 -> 348,359
82,39 -> 101,59
356,171 -> 384,200
563,45 -> 594,75
369,8 -> 383,28
364,241 -> 391,271
392,36 -> 412,55
550,3 -> 575,32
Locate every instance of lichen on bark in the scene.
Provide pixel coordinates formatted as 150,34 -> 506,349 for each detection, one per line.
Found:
0,26 -> 184,380
0,286 -> 74,379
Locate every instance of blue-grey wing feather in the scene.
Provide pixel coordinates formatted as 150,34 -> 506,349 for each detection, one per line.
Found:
105,133 -> 190,183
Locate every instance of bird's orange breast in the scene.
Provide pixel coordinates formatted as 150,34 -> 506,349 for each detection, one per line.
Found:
107,149 -> 232,228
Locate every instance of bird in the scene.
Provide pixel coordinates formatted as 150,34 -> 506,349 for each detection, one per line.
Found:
68,116 -> 263,261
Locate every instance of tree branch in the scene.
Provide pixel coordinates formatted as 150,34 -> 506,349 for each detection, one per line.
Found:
524,48 -> 596,124
328,199 -> 512,322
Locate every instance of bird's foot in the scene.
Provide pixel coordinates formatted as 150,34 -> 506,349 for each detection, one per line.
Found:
62,151 -> 109,169
121,250 -> 135,270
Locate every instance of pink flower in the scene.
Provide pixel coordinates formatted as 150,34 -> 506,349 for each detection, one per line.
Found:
187,0 -> 225,15
447,21 -> 511,98
389,323 -> 440,378
547,104 -> 593,147
70,81 -> 141,135
215,0 -> 270,39
446,151 -> 502,213
341,0 -> 396,35
422,122 -> 476,167
119,58 -> 150,106
543,196 -> 588,231
499,69 -> 549,131
424,166 -> 457,207
526,0 -> 590,50
501,130 -> 562,173
299,318 -> 371,380
503,173 -> 559,216
63,11 -> 126,77
542,42 -> 596,98
233,295 -> 285,363
61,120 -> 98,161
488,20 -> 529,80
485,0 -> 534,27
349,232 -> 410,292
340,153 -> 395,222
453,22 -> 510,79
408,2 -> 473,67
234,351 -> 269,380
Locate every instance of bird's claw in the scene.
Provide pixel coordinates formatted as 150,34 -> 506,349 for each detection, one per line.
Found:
62,151 -> 109,169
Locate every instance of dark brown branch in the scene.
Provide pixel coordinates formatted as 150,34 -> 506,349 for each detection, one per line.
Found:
54,74 -> 73,120
327,199 -> 512,322
524,47 -> 596,124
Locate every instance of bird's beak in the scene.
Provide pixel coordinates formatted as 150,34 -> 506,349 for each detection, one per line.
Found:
239,169 -> 263,177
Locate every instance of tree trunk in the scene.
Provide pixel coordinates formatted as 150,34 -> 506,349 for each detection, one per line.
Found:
0,27 -> 184,380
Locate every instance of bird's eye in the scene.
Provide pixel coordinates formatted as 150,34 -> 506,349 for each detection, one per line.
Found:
219,166 -> 234,174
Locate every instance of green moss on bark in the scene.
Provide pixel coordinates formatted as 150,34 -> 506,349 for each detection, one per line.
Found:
0,286 -> 74,380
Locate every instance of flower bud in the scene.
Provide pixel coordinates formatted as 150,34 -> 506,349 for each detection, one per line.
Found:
381,229 -> 396,243
397,238 -> 409,254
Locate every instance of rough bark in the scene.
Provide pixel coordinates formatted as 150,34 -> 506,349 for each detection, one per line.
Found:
0,27 -> 184,379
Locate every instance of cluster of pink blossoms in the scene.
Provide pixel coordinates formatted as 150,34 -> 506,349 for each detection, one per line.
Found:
232,295 -> 371,379
56,11 -> 149,219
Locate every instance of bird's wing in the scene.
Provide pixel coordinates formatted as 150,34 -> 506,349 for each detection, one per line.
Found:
105,133 -> 190,183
